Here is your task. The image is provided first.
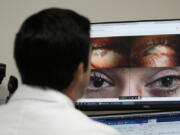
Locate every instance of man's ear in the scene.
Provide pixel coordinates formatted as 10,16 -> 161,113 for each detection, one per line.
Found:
73,62 -> 84,82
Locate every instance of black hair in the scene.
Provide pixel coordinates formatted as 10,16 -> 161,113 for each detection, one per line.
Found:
14,8 -> 90,91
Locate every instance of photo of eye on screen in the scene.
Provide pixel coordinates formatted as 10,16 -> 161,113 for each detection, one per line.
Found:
82,35 -> 180,98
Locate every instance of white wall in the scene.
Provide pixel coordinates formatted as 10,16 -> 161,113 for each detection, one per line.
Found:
1,0 -> 180,101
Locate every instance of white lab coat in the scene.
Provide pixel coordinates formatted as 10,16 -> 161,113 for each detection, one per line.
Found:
0,85 -> 120,135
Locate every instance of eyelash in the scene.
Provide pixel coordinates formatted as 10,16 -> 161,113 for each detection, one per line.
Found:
92,44 -> 109,50
146,75 -> 180,96
146,38 -> 169,46
87,71 -> 113,91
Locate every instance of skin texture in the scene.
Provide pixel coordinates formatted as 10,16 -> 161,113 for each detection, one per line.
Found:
91,37 -> 130,68
131,35 -> 180,67
64,50 -> 92,102
82,35 -> 180,98
83,67 -> 180,98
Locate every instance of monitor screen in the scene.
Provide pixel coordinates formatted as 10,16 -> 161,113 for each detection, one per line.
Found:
91,111 -> 180,135
76,19 -> 180,110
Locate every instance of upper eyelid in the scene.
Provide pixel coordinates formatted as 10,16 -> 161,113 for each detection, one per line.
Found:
92,38 -> 174,52
92,41 -> 124,50
91,70 -> 113,84
143,38 -> 173,46
146,75 -> 180,88
92,45 -> 113,50
146,69 -> 180,84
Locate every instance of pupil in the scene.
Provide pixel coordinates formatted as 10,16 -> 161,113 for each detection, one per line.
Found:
161,77 -> 173,87
91,77 -> 104,87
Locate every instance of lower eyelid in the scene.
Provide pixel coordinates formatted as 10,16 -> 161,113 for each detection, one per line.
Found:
147,80 -> 180,95
149,88 -> 178,96
147,80 -> 174,89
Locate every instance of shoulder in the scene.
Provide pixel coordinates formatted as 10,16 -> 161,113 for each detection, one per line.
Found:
59,108 -> 120,135
34,104 -> 120,135
28,104 -> 121,135
0,101 -> 121,135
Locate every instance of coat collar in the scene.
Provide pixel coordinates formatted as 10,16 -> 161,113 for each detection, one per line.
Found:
10,84 -> 74,107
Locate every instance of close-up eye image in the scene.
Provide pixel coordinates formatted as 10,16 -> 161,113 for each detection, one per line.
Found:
83,67 -> 180,98
144,68 -> 180,97
83,68 -> 130,98
130,35 -> 180,67
91,37 -> 130,69
83,34 -> 180,98
129,67 -> 180,97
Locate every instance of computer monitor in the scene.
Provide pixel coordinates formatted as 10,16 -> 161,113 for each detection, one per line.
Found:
76,19 -> 180,110
91,111 -> 180,135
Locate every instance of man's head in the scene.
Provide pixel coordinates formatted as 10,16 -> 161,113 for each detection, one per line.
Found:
14,8 -> 91,100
